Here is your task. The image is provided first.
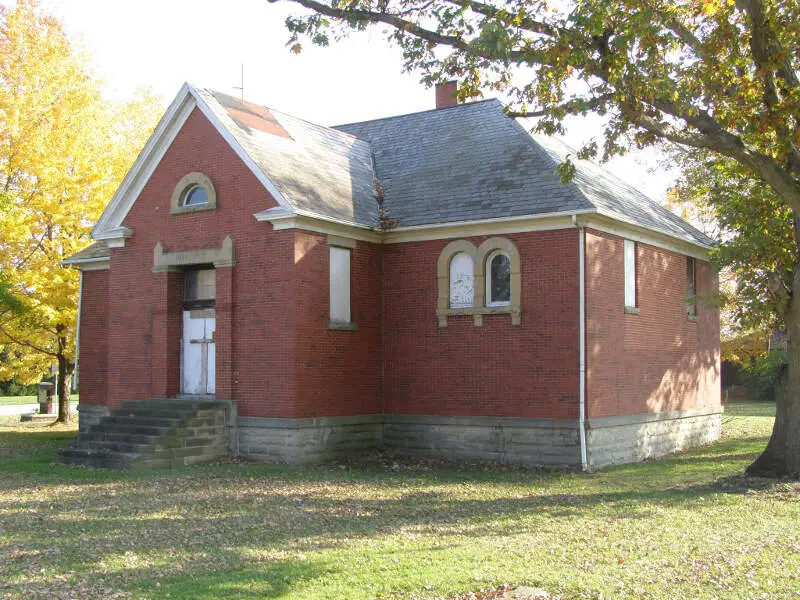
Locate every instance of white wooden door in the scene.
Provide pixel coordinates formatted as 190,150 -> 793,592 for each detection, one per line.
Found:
182,310 -> 215,395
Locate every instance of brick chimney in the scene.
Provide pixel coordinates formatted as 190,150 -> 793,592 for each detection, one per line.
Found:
435,81 -> 458,108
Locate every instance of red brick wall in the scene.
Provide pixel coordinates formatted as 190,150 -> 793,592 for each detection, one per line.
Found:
382,229 -> 580,419
80,104 -> 719,423
585,229 -> 721,418
78,269 -> 108,405
291,232 -> 383,417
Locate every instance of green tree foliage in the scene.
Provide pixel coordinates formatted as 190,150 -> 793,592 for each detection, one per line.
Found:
740,349 -> 788,401
671,150 -> 796,333
273,0 -> 800,476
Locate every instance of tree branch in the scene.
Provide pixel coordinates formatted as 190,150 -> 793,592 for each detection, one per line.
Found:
640,0 -> 708,60
507,92 -> 614,118
738,0 -> 799,91
442,0 -> 560,37
0,323 -> 58,358
622,99 -> 800,214
736,0 -> 800,174
271,0 -> 474,52
271,0 -> 539,62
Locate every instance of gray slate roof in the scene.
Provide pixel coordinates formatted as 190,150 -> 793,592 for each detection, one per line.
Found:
533,134 -> 715,247
335,100 -> 594,226
336,99 -> 712,246
63,241 -> 109,264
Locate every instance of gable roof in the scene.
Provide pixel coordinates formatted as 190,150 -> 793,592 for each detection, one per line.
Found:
90,83 -> 711,252
197,90 -> 378,226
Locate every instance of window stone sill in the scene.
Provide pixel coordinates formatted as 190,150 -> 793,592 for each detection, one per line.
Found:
170,203 -> 217,215
687,314 -> 698,323
624,306 -> 640,315
328,321 -> 358,331
437,306 -> 521,327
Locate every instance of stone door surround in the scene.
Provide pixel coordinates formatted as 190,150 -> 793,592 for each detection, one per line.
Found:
153,235 -> 236,272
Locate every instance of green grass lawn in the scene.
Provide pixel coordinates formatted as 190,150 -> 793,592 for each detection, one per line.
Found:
0,395 -> 79,405
0,402 -> 796,599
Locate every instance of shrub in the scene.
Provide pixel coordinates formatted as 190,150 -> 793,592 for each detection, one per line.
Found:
0,378 -> 39,396
739,349 -> 788,401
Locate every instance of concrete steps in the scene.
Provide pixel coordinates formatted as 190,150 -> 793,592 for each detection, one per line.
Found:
57,398 -> 228,471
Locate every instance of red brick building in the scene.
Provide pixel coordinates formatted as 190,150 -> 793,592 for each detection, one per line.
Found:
63,83 -> 721,469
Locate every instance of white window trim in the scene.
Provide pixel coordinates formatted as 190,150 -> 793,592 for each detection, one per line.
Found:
485,250 -> 512,308
624,239 -> 637,311
329,245 -> 355,330
687,256 -> 698,321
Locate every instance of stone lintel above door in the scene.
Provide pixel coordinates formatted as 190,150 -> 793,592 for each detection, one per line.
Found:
153,235 -> 236,272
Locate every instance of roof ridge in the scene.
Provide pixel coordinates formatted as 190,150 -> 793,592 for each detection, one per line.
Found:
333,98 -> 501,129
202,87 -> 368,145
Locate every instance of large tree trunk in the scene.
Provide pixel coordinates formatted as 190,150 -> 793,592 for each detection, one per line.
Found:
746,276 -> 800,478
55,334 -> 73,424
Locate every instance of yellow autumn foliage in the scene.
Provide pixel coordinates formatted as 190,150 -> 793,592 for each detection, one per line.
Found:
0,1 -> 159,389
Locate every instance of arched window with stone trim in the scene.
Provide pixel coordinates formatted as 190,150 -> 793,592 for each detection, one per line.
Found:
476,237 -> 521,325
436,237 -> 521,327
170,172 -> 217,214
436,239 -> 477,326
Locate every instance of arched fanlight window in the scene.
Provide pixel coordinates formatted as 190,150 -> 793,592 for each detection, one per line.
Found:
486,251 -> 511,307
170,172 -> 217,214
181,184 -> 209,207
449,252 -> 474,308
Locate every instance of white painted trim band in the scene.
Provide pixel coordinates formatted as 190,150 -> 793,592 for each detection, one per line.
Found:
253,207 -> 712,258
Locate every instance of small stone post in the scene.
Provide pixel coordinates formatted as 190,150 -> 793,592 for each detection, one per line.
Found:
38,382 -> 54,414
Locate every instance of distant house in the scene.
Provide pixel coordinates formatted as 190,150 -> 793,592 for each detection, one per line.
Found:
61,82 -> 721,470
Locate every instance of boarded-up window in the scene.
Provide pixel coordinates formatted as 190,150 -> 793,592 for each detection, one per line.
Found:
687,257 -> 697,318
330,246 -> 351,323
184,269 -> 216,309
449,252 -> 474,308
624,239 -> 636,308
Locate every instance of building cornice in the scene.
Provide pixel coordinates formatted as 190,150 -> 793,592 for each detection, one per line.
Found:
577,213 -> 712,260
253,207 -> 713,259
60,257 -> 110,271
253,207 -> 383,244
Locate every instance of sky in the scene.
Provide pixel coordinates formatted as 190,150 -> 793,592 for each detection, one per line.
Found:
38,0 -> 676,200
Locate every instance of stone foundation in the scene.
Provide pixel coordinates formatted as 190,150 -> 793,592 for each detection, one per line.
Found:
236,413 -> 581,467
237,414 -> 383,464
76,404 -> 723,469
77,404 -> 110,433
382,414 -> 581,467
585,408 -> 723,469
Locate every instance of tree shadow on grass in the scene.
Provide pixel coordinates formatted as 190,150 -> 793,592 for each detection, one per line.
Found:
126,557 -> 330,599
